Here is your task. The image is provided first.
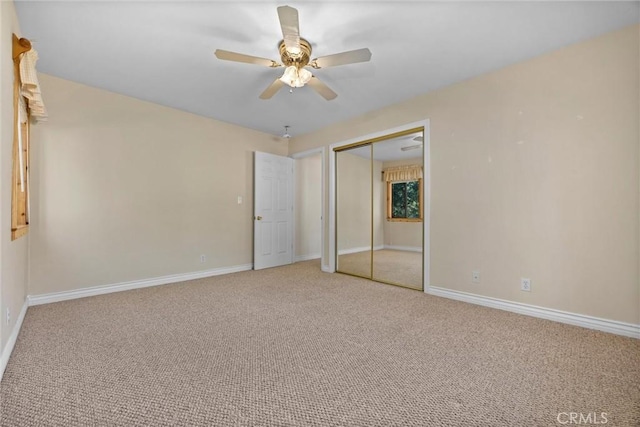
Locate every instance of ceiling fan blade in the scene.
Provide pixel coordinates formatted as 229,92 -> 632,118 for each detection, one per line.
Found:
259,78 -> 286,100
307,76 -> 337,101
277,6 -> 300,53
310,48 -> 372,69
214,49 -> 280,67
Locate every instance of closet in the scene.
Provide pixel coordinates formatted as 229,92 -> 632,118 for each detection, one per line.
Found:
335,128 -> 425,290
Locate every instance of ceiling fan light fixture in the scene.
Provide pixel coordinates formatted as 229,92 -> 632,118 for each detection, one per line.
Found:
279,65 -> 312,88
215,6 -> 371,101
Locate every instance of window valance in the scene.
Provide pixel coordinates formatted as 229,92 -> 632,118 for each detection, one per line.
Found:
19,49 -> 47,122
383,165 -> 423,182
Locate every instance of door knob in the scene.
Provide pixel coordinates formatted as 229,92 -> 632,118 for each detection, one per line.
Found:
255,216 -> 262,220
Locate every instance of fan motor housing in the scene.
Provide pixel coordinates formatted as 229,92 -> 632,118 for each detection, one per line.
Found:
279,38 -> 312,68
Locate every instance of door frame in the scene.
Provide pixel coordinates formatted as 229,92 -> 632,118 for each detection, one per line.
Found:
329,119 -> 431,293
291,147 -> 326,271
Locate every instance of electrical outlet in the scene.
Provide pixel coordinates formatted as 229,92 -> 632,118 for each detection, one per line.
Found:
200,254 -> 206,263
472,270 -> 480,283
521,278 -> 531,292
5,308 -> 10,325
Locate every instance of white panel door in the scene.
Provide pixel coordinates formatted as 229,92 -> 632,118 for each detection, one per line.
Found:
254,151 -> 294,270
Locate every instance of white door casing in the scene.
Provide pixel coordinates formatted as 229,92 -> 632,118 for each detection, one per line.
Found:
254,151 -> 294,270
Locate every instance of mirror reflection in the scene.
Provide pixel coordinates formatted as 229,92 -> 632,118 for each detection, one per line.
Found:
336,144 -> 373,278
335,131 -> 424,290
373,134 -> 423,289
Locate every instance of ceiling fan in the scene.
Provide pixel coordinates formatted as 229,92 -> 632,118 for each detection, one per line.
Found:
214,5 -> 372,101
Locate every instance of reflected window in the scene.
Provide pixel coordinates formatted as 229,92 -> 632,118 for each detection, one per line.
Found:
391,180 -> 420,218
387,179 -> 422,222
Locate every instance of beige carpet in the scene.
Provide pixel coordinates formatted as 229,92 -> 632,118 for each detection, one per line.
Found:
1,260 -> 638,426
338,249 -> 423,289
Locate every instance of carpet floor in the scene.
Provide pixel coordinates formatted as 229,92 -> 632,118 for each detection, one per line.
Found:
1,260 -> 638,426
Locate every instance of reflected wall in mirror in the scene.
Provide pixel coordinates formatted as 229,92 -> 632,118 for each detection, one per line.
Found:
336,144 -> 373,278
335,130 -> 424,290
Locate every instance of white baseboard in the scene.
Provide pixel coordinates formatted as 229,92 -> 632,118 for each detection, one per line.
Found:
428,286 -> 640,339
294,253 -> 321,262
383,245 -> 422,252
28,263 -> 253,306
321,264 -> 332,273
338,245 -> 384,256
0,299 -> 29,383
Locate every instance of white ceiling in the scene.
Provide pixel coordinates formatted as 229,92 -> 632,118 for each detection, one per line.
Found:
15,1 -> 639,137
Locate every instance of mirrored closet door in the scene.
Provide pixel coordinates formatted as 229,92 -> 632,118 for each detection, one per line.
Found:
336,144 -> 372,279
335,129 -> 424,290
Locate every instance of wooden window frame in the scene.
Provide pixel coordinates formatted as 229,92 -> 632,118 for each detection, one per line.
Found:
386,178 -> 423,223
11,35 -> 32,240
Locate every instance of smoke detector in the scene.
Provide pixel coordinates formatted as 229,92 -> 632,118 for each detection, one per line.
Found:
282,126 -> 292,139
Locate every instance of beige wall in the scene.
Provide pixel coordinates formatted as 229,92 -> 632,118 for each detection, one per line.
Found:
0,0 -> 29,366
29,74 -> 287,295
382,157 -> 424,250
291,25 -> 640,325
294,153 -> 321,259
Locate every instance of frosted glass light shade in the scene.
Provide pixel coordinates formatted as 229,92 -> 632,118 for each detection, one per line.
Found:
280,66 -> 312,88
298,67 -> 312,85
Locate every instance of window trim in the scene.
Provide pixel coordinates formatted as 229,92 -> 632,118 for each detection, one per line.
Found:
11,34 -> 32,241
386,178 -> 423,222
